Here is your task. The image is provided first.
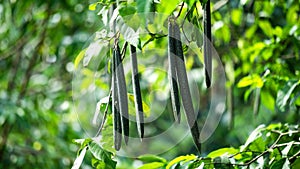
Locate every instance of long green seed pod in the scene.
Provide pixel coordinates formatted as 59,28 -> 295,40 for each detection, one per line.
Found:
115,43 -> 129,144
203,0 -> 212,88
112,47 -> 122,150
168,18 -> 181,123
130,45 -> 144,140
173,21 -> 201,152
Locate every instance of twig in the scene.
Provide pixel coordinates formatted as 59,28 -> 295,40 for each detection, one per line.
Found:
176,2 -> 185,19
121,41 -> 128,61
289,149 -> 300,162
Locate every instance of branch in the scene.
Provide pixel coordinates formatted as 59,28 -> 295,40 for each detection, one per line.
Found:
176,2 -> 185,19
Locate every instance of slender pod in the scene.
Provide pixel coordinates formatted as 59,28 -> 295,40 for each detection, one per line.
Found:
203,0 -> 212,88
114,43 -> 129,144
173,21 -> 201,152
168,18 -> 181,123
112,47 -> 122,150
130,45 -> 144,140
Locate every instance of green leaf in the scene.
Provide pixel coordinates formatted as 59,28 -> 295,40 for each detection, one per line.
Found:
166,154 -> 197,169
71,146 -> 87,169
138,162 -> 165,169
261,91 -> 275,111
88,141 -> 117,169
231,9 -> 243,26
183,0 -> 197,7
276,80 -> 300,112
137,0 -> 153,13
157,0 -> 180,16
258,20 -> 273,38
207,148 -> 238,159
248,136 -> 265,152
128,93 -> 150,117
89,3 -> 98,11
237,74 -> 264,88
240,124 -> 265,151
286,5 -> 299,24
74,49 -> 86,69
295,96 -> 300,106
214,22 -> 231,43
266,123 -> 282,130
138,154 -> 167,163
292,158 -> 300,169
270,158 -> 290,169
245,24 -> 257,39
101,122 -> 115,153
119,5 -> 136,17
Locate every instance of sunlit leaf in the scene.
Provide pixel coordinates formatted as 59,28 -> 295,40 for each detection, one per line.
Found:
157,0 -> 180,16
231,9 -> 243,26
89,3 -> 98,11
207,148 -> 238,159
166,154 -> 197,169
138,162 -> 165,169
258,20 -> 273,38
138,154 -> 167,163
245,24 -> 257,39
74,49 -> 86,69
237,74 -> 264,88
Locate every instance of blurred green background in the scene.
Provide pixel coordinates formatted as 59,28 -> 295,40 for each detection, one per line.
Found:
0,0 -> 299,168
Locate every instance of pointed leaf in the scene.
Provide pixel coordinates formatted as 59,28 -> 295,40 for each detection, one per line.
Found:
138,162 -> 165,169
71,146 -> 87,169
74,49 -> 86,69
207,148 -> 238,158
138,154 -> 167,163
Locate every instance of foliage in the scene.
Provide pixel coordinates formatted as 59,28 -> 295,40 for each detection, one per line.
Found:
0,0 -> 101,168
137,123 -> 300,169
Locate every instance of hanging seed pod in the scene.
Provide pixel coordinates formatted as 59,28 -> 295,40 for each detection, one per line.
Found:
112,47 -> 122,150
168,18 -> 181,123
114,43 -> 129,144
203,0 -> 212,88
173,21 -> 201,152
130,45 -> 144,140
